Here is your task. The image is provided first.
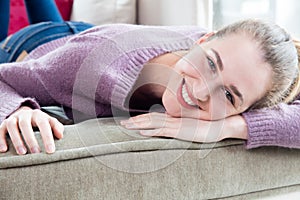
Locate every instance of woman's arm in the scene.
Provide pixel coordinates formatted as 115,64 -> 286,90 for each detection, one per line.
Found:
0,47 -> 74,154
0,34 -> 96,154
242,100 -> 300,149
0,78 -> 64,154
122,100 -> 300,149
0,106 -> 64,154
121,112 -> 247,143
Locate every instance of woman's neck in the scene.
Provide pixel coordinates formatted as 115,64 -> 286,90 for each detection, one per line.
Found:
139,51 -> 187,96
128,51 -> 187,110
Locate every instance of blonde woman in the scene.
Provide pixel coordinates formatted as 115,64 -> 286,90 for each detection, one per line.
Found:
0,2 -> 299,154
123,23 -> 300,150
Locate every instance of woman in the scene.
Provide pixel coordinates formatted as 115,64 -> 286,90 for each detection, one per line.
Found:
123,28 -> 300,149
0,1 -> 299,155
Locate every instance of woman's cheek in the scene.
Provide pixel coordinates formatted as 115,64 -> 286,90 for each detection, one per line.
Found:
162,89 -> 181,117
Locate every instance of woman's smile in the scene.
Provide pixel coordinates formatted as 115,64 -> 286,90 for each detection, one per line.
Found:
177,78 -> 199,109
161,33 -> 273,120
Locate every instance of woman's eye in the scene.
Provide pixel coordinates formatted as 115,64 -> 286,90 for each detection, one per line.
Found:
207,57 -> 217,73
225,90 -> 235,105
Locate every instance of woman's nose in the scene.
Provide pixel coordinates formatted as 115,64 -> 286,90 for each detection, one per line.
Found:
193,80 -> 210,102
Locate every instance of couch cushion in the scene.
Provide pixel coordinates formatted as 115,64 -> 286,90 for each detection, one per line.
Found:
1,118 -> 300,199
70,0 -> 137,25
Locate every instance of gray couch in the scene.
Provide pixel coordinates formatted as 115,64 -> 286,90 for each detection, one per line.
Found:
1,0 -> 300,199
1,117 -> 300,199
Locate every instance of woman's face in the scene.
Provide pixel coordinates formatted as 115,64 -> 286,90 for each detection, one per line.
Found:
162,33 -> 272,120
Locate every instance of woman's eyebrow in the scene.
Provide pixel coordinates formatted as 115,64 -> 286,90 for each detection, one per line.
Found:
208,48 -> 243,107
211,48 -> 224,71
230,85 -> 244,106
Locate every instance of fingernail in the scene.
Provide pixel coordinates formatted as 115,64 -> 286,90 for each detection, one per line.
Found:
17,146 -> 27,155
125,124 -> 136,129
30,147 -> 40,154
140,130 -> 154,136
140,130 -> 147,135
120,120 -> 128,125
0,144 -> 7,152
47,144 -> 55,154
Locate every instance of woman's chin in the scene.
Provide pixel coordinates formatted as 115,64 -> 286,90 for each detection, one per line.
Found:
162,92 -> 181,117
163,103 -> 182,118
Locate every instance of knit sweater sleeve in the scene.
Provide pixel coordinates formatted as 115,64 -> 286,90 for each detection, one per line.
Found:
0,24 -> 205,122
0,26 -> 123,122
242,99 -> 300,149
0,38 -> 93,122
0,80 -> 40,122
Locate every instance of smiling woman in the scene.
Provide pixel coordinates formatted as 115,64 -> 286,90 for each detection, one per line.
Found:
122,19 -> 300,147
162,35 -> 272,120
0,6 -> 299,155
130,20 -> 298,121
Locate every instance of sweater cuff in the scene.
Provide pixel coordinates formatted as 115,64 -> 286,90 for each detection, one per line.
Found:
242,111 -> 278,149
0,97 -> 40,122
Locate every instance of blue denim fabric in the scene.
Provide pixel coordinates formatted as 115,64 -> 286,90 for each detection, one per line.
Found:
0,0 -> 10,41
24,0 -> 64,24
0,0 -> 63,42
0,21 -> 94,63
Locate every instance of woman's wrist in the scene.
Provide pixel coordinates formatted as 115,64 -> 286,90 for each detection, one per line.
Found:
223,115 -> 248,140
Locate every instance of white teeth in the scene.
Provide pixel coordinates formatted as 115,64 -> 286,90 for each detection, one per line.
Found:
182,83 -> 197,106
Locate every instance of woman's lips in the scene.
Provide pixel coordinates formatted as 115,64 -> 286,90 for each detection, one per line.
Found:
177,78 -> 201,110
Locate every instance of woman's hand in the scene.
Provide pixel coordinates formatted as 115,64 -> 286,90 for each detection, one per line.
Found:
0,106 -> 64,155
121,112 -> 248,143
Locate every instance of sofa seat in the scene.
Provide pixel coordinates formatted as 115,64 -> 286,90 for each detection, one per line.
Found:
1,117 -> 300,199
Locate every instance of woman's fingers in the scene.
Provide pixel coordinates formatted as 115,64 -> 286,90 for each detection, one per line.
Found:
6,116 -> 27,155
121,113 -> 184,138
49,117 -> 64,140
18,112 -> 40,153
0,124 -> 8,152
121,112 -> 172,129
122,113 -> 224,143
139,127 -> 177,137
0,107 -> 64,155
32,111 -> 56,154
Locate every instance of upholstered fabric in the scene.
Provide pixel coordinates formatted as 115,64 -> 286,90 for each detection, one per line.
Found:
137,0 -> 211,28
70,0 -> 137,25
3,1 -> 300,199
1,118 -> 300,199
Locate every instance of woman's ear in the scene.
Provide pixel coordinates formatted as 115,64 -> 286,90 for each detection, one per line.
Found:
195,32 -> 215,44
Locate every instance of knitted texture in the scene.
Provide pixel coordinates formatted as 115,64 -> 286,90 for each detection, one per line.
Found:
0,24 -> 205,122
243,100 -> 300,149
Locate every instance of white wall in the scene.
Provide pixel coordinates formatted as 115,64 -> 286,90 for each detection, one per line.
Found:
275,0 -> 300,38
212,0 -> 300,38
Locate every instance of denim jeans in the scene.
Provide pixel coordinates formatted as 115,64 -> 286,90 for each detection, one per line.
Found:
0,0 -> 10,41
0,0 -> 64,41
0,21 -> 94,63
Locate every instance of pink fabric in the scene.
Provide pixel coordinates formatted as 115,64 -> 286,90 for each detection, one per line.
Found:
54,0 -> 74,21
8,0 -> 74,35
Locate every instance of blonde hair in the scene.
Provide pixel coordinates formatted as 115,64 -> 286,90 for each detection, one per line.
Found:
210,19 -> 300,109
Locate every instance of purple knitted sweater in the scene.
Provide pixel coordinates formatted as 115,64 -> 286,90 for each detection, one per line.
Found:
0,24 -> 204,123
0,24 -> 299,149
242,99 -> 300,149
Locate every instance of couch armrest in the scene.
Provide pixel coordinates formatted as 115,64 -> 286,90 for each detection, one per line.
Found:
1,118 -> 300,200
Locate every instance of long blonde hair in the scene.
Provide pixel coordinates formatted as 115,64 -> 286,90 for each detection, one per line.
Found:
210,19 -> 300,109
